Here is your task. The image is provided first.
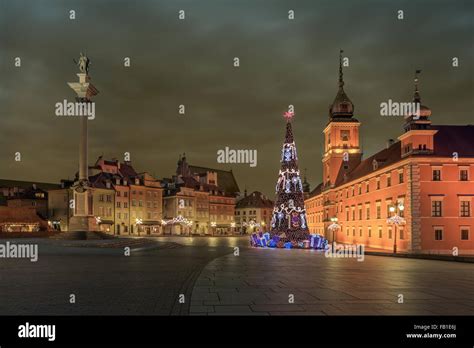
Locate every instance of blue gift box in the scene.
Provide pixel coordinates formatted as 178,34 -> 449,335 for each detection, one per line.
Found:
284,242 -> 292,249
263,232 -> 270,242
250,233 -> 259,246
310,234 -> 317,248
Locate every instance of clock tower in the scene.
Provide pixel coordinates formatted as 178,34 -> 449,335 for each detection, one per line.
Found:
322,50 -> 362,189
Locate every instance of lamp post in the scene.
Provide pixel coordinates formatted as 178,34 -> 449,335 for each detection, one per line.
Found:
387,203 -> 405,254
328,217 -> 341,249
136,218 -> 143,237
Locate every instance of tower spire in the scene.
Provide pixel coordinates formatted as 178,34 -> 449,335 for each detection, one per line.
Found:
339,49 -> 344,88
329,49 -> 354,118
413,69 -> 422,103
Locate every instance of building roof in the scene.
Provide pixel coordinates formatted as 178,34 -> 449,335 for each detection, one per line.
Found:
119,162 -> 138,178
431,125 -> 474,157
0,206 -> 44,223
0,179 -> 61,192
8,186 -> 48,200
236,191 -> 273,209
329,124 -> 474,189
308,182 -> 323,198
188,165 -> 240,196
335,141 -> 402,186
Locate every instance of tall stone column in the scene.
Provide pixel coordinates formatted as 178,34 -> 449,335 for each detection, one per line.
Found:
66,55 -> 99,235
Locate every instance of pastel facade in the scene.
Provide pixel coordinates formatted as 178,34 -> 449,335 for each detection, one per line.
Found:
235,191 -> 273,234
48,157 -> 163,235
161,154 -> 238,235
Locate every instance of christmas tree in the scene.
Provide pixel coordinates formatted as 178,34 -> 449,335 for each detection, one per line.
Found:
269,111 -> 311,246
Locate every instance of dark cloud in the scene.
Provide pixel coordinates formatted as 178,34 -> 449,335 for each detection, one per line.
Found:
1,0 -> 473,197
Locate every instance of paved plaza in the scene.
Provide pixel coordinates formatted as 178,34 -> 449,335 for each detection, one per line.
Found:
0,237 -> 473,316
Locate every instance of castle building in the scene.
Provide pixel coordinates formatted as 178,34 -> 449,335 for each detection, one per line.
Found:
305,54 -> 474,254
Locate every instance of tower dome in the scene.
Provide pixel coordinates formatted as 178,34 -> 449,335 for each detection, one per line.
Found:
404,70 -> 432,132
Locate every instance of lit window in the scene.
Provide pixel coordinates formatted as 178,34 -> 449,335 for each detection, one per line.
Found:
434,228 -> 443,241
432,201 -> 442,217
460,201 -> 471,217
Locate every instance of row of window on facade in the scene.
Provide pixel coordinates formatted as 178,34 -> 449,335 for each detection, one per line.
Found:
308,167 -> 470,209
309,198 -> 471,224
430,200 -> 471,217
235,210 -> 262,216
342,225 -> 470,241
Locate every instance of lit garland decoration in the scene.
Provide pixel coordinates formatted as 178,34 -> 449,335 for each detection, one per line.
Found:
386,215 -> 406,226
161,215 -> 193,227
243,220 -> 261,228
250,111 -> 327,249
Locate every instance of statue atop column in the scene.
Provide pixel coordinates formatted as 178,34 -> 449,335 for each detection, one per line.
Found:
67,52 -> 99,235
74,52 -> 91,74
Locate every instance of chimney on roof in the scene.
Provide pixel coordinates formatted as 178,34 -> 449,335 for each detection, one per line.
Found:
386,139 -> 395,149
244,189 -> 247,197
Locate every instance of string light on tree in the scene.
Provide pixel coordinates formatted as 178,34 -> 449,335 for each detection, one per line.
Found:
251,110 -> 326,249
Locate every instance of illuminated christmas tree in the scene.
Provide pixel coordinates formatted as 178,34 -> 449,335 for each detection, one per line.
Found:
269,111 -> 311,246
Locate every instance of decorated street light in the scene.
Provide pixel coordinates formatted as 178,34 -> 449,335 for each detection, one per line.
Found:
327,217 -> 341,249
387,203 -> 405,254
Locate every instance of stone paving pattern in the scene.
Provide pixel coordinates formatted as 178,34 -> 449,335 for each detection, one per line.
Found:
0,237 -> 472,315
190,248 -> 474,315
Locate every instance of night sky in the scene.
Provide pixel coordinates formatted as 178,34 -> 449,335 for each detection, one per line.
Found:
1,0 -> 473,197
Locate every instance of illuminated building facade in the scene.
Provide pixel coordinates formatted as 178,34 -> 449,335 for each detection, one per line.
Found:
48,157 -> 163,235
235,190 -> 273,234
161,154 -> 238,235
305,58 -> 474,254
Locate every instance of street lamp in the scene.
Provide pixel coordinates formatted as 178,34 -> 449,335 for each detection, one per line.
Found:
136,217 -> 143,236
328,217 -> 341,249
211,221 -> 216,236
387,203 -> 405,254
